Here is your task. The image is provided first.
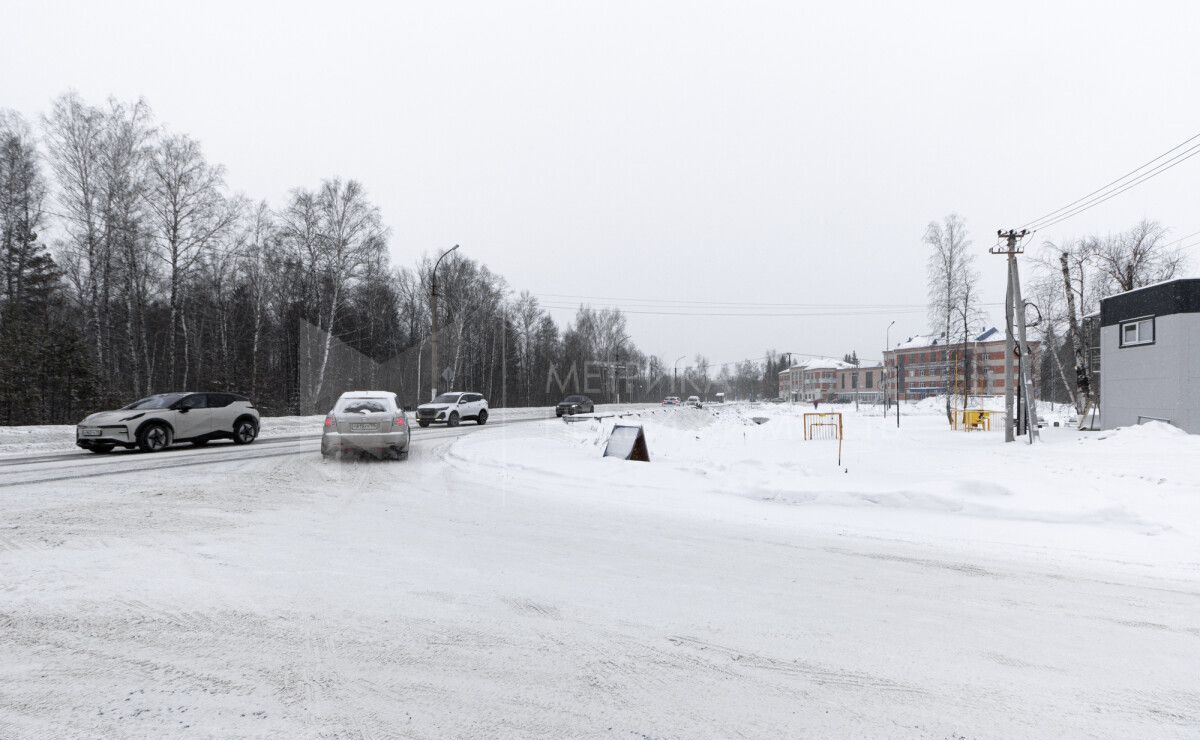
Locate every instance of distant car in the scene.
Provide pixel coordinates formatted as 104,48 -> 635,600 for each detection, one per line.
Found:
556,395 -> 595,417
322,391 -> 410,460
662,396 -> 681,406
416,392 -> 488,427
715,393 -> 725,403
686,396 -> 702,407
76,392 -> 260,454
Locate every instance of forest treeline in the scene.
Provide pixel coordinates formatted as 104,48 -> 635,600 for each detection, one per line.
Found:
0,94 -> 777,424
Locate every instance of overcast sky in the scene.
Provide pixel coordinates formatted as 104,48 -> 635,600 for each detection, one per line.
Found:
5,1 -> 1200,368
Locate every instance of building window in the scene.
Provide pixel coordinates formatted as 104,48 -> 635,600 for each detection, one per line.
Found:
1119,316 -> 1155,347
866,372 -> 873,388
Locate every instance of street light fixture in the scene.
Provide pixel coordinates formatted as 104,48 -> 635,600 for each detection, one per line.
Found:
673,355 -> 687,395
430,244 -> 460,402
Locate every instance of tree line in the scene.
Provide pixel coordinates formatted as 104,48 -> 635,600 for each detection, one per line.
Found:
0,94 -> 781,424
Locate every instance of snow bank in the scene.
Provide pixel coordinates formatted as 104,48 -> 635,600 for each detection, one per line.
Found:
1095,419 -> 1190,441
445,403 -> 1200,575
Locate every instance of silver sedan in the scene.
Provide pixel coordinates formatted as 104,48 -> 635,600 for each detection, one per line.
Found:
321,392 -> 411,460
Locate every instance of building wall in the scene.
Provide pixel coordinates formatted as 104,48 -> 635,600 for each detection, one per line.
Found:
1100,312 -> 1200,432
834,366 -> 883,402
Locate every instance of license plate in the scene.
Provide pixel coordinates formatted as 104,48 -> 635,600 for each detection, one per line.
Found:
350,423 -> 378,432
80,429 -> 102,437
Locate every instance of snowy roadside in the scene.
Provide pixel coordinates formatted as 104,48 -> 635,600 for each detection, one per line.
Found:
447,401 -> 1200,580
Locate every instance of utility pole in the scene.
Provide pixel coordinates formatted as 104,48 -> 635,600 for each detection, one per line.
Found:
992,230 -> 1039,443
430,244 -> 459,402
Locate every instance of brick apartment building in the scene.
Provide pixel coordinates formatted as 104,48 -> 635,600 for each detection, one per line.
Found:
883,328 -> 1039,401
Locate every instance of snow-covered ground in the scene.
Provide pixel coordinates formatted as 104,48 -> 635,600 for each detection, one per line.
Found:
1,401 -> 1197,738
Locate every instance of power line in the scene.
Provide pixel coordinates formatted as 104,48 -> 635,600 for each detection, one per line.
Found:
1156,226 -> 1200,247
532,291 -> 931,309
1030,145 -> 1200,232
535,300 -> 1004,318
1020,131 -> 1200,232
535,304 -> 934,318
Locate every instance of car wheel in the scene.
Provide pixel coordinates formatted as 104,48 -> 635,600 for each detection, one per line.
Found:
89,444 -> 115,454
477,410 -> 488,425
191,439 -> 209,447
321,446 -> 336,459
232,419 -> 258,445
137,423 -> 172,453
418,420 -> 430,428
448,412 -> 460,427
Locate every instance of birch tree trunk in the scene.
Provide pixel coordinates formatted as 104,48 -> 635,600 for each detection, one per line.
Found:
1060,251 -> 1091,414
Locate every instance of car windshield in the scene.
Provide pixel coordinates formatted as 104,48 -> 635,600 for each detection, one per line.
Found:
432,393 -> 461,404
563,395 -> 586,403
336,398 -> 389,414
122,393 -> 188,410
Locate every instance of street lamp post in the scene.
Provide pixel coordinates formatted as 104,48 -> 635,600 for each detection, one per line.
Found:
430,244 -> 460,402
673,355 -> 687,395
884,321 -> 895,417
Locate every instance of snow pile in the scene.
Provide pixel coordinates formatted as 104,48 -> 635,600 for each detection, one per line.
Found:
1094,419 -> 1189,441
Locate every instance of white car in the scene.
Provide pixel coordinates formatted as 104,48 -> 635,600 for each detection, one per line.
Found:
322,391 -> 411,460
416,392 -> 488,427
76,392 -> 260,453
686,396 -> 702,407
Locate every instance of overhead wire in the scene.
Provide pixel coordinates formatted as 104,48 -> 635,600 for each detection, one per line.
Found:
1019,131 -> 1200,232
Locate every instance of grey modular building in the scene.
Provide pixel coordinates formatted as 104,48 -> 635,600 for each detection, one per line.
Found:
1100,278 -> 1200,432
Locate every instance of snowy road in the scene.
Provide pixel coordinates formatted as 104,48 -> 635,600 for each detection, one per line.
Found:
1,404 -> 1198,738
0,417 -> 547,488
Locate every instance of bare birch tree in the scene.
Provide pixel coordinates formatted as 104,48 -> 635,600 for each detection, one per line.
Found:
1090,219 -> 1184,293
924,213 -> 974,424
44,93 -> 109,376
308,178 -> 385,404
144,133 -> 234,386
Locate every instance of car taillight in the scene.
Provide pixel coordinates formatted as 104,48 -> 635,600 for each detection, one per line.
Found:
324,416 -> 334,427
393,416 -> 406,426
